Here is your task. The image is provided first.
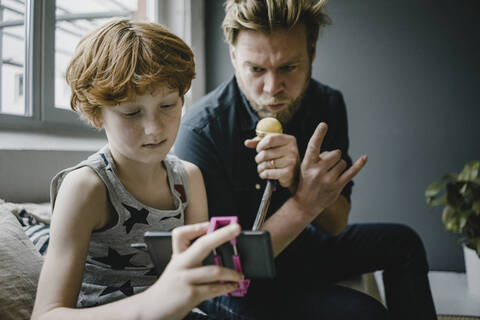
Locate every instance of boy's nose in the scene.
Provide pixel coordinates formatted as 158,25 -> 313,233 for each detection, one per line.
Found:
143,117 -> 163,136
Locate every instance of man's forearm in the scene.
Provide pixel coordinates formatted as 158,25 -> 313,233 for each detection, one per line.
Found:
263,195 -> 351,256
262,197 -> 318,256
311,195 -> 350,236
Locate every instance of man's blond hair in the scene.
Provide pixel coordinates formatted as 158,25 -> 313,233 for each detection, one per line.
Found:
222,0 -> 330,53
66,18 -> 195,127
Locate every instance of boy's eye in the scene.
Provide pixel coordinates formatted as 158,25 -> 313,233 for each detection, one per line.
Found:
124,110 -> 140,117
160,104 -> 174,109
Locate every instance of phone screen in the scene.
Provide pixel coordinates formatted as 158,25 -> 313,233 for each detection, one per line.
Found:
143,231 -> 276,278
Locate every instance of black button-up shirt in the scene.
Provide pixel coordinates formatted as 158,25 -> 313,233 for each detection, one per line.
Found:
175,76 -> 353,230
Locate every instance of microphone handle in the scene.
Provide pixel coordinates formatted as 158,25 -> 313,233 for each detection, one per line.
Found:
252,180 -> 274,230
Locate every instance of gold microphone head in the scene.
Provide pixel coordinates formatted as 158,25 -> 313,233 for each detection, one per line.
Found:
254,117 -> 283,140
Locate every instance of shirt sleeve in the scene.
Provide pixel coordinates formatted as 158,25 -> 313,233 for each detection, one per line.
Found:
174,123 -> 238,218
327,91 -> 354,203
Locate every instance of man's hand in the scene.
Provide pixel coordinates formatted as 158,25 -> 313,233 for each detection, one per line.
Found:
293,122 -> 367,218
244,133 -> 300,190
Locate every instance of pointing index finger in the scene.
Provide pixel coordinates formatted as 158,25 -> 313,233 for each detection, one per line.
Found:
304,122 -> 328,165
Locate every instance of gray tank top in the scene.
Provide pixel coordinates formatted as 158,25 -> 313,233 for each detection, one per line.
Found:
50,145 -> 189,307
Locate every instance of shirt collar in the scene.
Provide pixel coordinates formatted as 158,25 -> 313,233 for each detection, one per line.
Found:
233,76 -> 260,133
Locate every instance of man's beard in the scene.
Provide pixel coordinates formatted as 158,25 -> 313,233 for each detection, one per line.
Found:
237,69 -> 311,126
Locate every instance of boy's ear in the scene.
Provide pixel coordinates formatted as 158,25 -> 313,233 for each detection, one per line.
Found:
90,107 -> 104,128
91,116 -> 103,129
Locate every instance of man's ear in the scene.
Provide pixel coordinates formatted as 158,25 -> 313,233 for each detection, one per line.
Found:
310,43 -> 316,62
229,45 -> 236,65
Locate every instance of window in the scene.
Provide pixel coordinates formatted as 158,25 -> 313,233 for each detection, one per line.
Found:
0,0 -> 26,116
0,0 -> 205,131
0,0 -> 151,130
54,0 -> 145,110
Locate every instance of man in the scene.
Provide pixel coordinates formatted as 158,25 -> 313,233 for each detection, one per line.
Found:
175,0 -> 437,319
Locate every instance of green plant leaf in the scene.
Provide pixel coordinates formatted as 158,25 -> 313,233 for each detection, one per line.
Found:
427,161 -> 480,251
460,183 -> 468,196
460,214 -> 468,229
473,201 -> 480,215
429,193 -> 447,207
459,161 -> 480,182
446,182 -> 464,209
425,174 -> 458,206
442,206 -> 460,232
425,181 -> 444,200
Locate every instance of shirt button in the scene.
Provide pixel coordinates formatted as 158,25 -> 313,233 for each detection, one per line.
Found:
255,184 -> 261,190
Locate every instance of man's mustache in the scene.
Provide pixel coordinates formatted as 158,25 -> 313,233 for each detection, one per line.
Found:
258,97 -> 291,106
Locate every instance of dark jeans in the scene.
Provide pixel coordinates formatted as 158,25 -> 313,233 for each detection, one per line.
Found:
199,223 -> 437,320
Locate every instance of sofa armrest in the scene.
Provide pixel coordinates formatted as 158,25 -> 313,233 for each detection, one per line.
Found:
0,207 -> 44,320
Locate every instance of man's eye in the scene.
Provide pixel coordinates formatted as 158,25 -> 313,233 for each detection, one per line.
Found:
251,66 -> 264,73
282,65 -> 296,71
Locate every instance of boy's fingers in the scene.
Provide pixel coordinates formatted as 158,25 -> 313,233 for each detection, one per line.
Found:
180,223 -> 241,266
304,123 -> 328,165
185,265 -> 244,284
171,222 -> 210,254
193,282 -> 240,301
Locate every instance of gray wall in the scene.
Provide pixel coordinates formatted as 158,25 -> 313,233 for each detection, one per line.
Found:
0,129 -> 106,203
0,150 -> 95,203
204,0 -> 480,271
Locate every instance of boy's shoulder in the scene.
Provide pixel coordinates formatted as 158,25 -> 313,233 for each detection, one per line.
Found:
63,166 -> 104,190
165,154 -> 199,179
58,166 -> 107,204
52,165 -> 109,232
178,159 -> 200,176
50,149 -> 110,213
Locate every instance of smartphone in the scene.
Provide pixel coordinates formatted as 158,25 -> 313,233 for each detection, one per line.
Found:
143,230 -> 276,279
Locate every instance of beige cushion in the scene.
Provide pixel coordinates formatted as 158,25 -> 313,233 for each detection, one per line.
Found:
0,208 -> 44,320
0,199 -> 51,224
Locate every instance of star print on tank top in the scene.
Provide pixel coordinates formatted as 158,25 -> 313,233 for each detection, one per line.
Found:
50,145 -> 189,307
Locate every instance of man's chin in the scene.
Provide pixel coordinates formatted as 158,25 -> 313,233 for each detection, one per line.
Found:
256,109 -> 277,119
256,103 -> 298,125
265,104 -> 287,113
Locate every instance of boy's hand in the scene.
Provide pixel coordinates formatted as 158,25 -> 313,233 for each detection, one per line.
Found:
148,223 -> 243,319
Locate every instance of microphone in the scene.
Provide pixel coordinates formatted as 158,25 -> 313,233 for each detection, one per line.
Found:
252,117 -> 283,231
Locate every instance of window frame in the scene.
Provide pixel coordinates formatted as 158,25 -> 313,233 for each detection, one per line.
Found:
0,0 -> 85,131
154,0 -> 206,111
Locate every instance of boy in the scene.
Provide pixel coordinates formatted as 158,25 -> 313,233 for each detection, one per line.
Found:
32,18 -> 243,320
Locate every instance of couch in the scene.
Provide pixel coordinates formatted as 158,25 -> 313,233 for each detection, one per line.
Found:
0,201 -> 47,319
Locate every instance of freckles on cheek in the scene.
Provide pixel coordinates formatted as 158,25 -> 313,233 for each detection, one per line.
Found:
126,124 -> 140,136
118,124 -> 140,143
